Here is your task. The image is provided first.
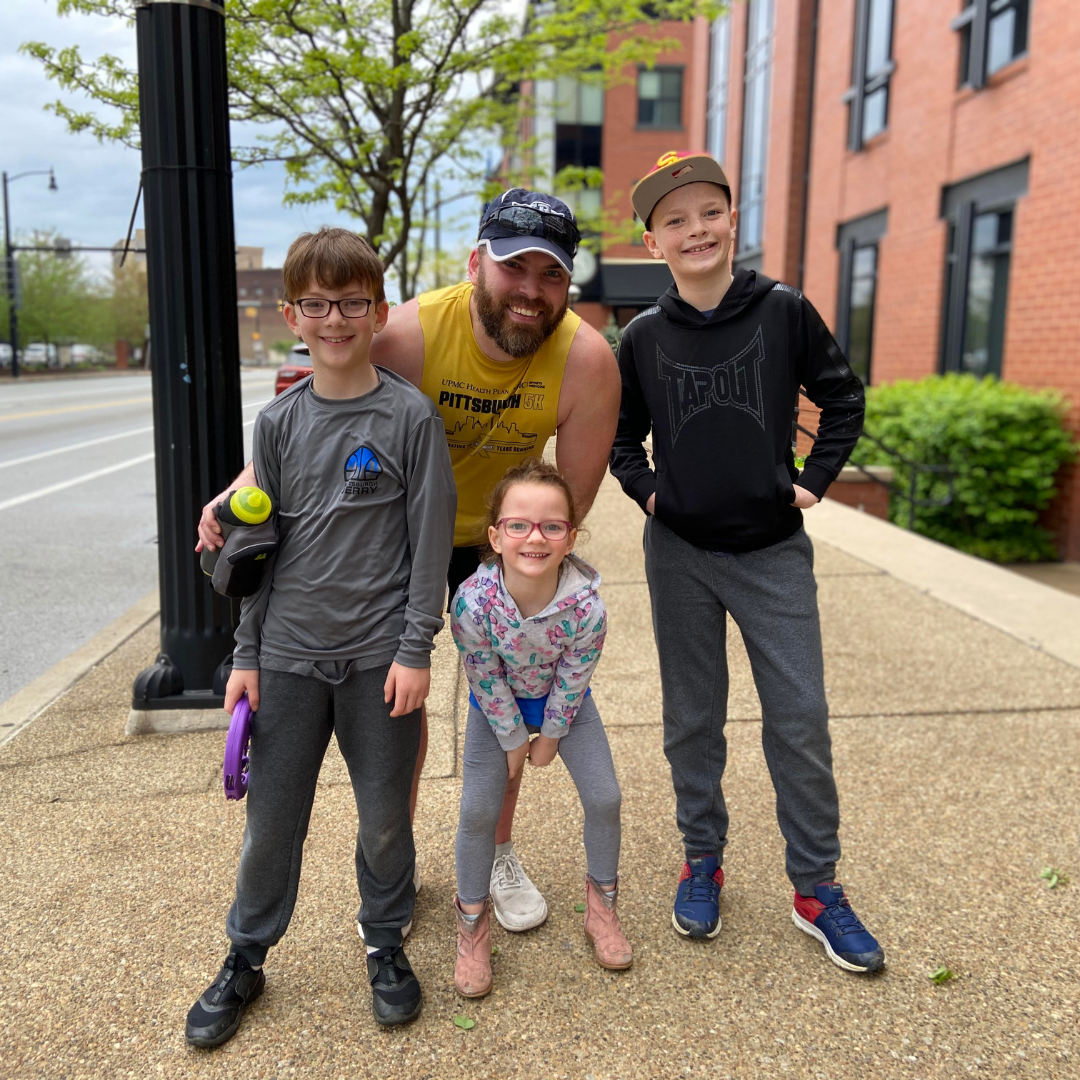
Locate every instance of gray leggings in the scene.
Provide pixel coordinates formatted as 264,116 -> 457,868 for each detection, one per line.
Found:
455,695 -> 622,905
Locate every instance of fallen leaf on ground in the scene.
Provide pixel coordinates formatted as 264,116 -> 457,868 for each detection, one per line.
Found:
454,1015 -> 476,1030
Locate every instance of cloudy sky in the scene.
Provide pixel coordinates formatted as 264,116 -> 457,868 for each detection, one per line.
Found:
2,2 -> 486,297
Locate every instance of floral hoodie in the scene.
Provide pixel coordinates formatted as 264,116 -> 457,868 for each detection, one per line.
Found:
451,554 -> 607,751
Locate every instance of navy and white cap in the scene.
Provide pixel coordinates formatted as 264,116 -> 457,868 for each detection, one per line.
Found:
477,189 -> 580,274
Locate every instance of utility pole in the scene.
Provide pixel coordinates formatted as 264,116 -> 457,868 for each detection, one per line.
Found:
127,0 -> 245,732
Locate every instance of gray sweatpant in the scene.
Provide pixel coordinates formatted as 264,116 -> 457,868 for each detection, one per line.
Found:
644,518 -> 840,896
455,695 -> 621,904
226,663 -> 421,960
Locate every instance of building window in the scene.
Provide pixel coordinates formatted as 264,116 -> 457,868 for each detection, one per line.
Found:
637,67 -> 683,129
706,15 -> 732,162
554,76 -> 604,218
737,0 -> 774,263
836,208 -> 887,386
940,159 -> 1028,378
844,0 -> 895,150
954,0 -> 1030,89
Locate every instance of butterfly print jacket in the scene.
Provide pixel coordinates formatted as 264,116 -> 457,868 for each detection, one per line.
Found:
450,554 -> 607,751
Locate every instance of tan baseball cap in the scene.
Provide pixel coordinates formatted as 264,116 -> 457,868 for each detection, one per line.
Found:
632,151 -> 731,227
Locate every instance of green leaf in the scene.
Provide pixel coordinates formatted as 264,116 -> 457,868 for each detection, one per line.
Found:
928,966 -> 955,984
490,945 -> 499,956
453,1015 -> 476,1030
1039,867 -> 1069,889
574,902 -> 586,913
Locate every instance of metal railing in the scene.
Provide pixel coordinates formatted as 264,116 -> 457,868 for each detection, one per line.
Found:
796,405 -> 954,531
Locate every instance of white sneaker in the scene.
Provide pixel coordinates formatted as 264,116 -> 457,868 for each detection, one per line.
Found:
490,844 -> 548,931
357,863 -> 421,941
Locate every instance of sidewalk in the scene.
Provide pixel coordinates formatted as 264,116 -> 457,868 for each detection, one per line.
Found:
2,472 -> 1078,1079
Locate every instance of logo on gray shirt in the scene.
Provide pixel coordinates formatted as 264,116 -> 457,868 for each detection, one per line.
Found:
344,445 -> 381,495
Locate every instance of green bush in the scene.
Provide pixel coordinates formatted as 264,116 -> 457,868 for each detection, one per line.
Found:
853,374 -> 1077,563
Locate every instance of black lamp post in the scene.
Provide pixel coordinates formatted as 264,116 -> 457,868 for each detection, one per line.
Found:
128,0 -> 245,727
2,168 -> 57,379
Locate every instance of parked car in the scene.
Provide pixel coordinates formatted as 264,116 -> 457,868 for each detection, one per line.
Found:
0,343 -> 11,368
22,342 -> 60,369
69,343 -> 104,366
274,342 -> 312,395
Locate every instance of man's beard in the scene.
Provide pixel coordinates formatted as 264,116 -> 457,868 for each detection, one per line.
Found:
474,261 -> 569,359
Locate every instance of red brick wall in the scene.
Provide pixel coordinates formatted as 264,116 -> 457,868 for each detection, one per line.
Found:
602,21 -> 708,259
802,0 -> 1080,558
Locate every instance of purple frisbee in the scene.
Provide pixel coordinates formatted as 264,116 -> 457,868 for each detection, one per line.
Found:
223,694 -> 253,800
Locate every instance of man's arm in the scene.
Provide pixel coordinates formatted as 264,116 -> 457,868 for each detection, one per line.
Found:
555,322 -> 621,520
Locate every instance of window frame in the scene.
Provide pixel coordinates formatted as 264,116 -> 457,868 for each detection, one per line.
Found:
953,0 -> 1030,90
843,0 -> 896,151
735,0 -> 774,268
706,14 -> 732,162
836,208 -> 888,386
939,158 -> 1028,377
636,66 -> 684,130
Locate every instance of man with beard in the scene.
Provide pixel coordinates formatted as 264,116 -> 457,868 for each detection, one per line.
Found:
197,189 -> 620,934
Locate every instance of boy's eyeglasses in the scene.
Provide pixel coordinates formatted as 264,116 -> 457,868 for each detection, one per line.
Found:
479,206 -> 581,257
293,297 -> 372,319
497,517 -> 573,541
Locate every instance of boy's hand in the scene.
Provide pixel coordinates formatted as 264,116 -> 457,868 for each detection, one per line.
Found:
384,662 -> 430,717
225,668 -> 259,713
506,740 -> 530,780
791,484 -> 820,509
527,734 -> 559,768
645,493 -> 656,515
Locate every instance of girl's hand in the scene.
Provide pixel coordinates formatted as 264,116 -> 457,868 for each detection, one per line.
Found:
527,734 -> 559,768
791,484 -> 820,509
506,741 -> 530,780
384,662 -> 430,717
225,668 -> 259,713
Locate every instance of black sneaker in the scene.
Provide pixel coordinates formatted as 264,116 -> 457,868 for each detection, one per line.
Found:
366,946 -> 423,1027
185,951 -> 266,1048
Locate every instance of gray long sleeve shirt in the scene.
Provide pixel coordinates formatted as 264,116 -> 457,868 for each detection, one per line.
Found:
232,369 -> 456,672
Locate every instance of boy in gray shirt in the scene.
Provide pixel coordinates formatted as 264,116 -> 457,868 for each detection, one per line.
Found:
186,229 -> 455,1046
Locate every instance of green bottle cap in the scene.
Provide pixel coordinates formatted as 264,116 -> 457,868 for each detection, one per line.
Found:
229,486 -> 272,524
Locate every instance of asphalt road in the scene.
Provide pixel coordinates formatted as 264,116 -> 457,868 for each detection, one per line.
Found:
0,370 -> 275,707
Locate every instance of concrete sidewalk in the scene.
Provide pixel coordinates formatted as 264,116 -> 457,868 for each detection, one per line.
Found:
2,473 -> 1078,1079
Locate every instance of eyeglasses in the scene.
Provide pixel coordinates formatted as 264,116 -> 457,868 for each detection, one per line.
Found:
292,297 -> 373,319
479,206 -> 581,257
497,517 -> 574,541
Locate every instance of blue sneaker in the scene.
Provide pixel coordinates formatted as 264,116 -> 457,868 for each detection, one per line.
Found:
792,882 -> 885,973
671,856 -> 724,938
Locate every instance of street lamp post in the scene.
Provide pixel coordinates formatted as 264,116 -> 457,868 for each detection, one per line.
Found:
127,0 -> 245,730
2,168 -> 57,378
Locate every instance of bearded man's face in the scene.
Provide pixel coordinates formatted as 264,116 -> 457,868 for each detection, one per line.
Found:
473,251 -> 571,359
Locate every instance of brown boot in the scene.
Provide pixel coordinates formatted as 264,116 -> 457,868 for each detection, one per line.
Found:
454,898 -> 493,997
583,876 -> 633,970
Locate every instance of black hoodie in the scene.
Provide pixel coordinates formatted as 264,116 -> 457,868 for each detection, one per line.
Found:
609,269 -> 865,553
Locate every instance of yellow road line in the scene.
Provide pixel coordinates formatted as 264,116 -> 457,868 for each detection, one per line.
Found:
0,396 -> 152,422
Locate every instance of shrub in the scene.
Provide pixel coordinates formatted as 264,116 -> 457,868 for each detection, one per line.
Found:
852,374 -> 1077,563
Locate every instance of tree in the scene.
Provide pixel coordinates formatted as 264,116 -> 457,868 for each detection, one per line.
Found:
24,0 -> 720,299
110,258 -> 149,352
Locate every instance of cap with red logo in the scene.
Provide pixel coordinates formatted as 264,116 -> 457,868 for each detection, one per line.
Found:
631,151 -> 731,227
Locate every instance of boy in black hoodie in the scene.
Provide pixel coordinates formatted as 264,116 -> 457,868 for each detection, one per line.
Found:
610,152 -> 884,973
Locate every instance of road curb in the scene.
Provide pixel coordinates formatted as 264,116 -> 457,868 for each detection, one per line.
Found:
0,590 -> 160,748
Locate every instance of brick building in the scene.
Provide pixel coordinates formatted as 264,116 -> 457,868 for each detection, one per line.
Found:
517,0 -> 1079,557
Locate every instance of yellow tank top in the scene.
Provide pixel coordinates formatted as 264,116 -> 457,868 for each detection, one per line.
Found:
417,282 -> 579,546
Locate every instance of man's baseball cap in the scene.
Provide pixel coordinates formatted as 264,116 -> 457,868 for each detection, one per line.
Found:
631,151 -> 731,228
478,189 -> 580,274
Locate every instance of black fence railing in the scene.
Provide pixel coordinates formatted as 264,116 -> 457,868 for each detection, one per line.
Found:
796,401 -> 955,530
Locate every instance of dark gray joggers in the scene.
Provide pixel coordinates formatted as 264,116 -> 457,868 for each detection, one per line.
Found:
226,664 -> 421,960
644,517 -> 841,896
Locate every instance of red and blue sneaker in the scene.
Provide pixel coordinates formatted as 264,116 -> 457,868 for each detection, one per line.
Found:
671,855 -> 724,938
792,882 -> 885,973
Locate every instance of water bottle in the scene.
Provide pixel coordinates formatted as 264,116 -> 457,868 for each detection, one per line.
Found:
200,486 -> 273,577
